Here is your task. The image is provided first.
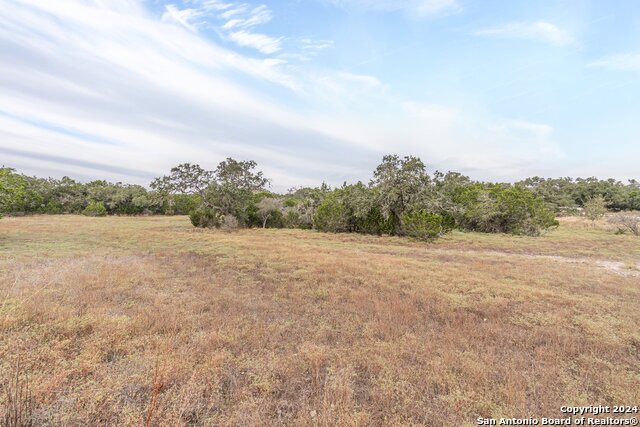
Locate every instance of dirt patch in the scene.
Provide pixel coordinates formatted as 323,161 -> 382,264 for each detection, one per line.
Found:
417,248 -> 640,278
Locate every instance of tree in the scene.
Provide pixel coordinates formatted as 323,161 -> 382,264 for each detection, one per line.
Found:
286,184 -> 330,229
204,159 -> 269,226
449,183 -> 558,236
583,196 -> 607,225
0,168 -> 27,217
215,158 -> 268,191
314,191 -> 350,232
153,159 -> 269,228
492,185 -> 558,236
151,163 -> 215,211
371,155 -> 431,234
257,197 -> 283,228
51,176 -> 87,213
312,184 -> 393,235
518,176 -> 578,213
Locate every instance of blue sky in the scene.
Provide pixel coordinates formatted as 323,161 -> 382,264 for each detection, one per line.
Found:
1,0 -> 638,189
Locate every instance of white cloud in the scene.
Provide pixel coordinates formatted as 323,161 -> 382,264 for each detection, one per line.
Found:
329,0 -> 461,17
0,0 -> 566,189
475,21 -> 576,47
227,30 -> 283,54
221,5 -> 272,29
163,1 -> 282,54
199,1 -> 235,12
589,53 -> 640,71
161,1 -> 331,59
161,5 -> 202,32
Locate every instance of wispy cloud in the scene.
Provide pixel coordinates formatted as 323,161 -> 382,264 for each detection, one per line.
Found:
162,1 -> 286,54
0,0 -> 565,188
220,4 -> 272,29
227,30 -> 283,54
328,0 -> 461,17
162,1 -> 333,58
162,5 -> 203,32
301,38 -> 334,55
475,21 -> 576,47
589,53 -> 640,71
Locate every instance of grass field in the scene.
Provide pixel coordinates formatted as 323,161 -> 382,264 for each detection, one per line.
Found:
1,215 -> 639,426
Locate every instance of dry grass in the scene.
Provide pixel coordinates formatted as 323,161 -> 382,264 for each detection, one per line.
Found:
0,215 -> 639,426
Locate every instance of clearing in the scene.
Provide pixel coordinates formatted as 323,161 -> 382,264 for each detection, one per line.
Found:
1,215 -> 639,425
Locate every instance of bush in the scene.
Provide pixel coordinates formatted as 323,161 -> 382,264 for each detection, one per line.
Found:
492,186 -> 558,236
173,194 -> 201,215
451,184 -> 558,236
314,194 -> 349,232
282,207 -> 301,228
608,213 -> 640,236
43,201 -> 64,214
221,214 -> 239,232
584,196 -> 607,223
401,210 -> 453,241
354,206 -> 395,236
189,208 -> 221,228
82,201 -> 107,217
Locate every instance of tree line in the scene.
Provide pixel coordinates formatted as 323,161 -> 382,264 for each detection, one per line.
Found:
1,155 -> 639,239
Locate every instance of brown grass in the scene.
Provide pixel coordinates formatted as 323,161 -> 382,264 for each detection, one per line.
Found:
0,215 -> 639,426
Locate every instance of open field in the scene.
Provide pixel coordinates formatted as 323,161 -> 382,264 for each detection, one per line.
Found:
1,215 -> 639,426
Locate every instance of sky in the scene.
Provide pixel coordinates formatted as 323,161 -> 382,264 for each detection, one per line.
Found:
1,0 -> 639,190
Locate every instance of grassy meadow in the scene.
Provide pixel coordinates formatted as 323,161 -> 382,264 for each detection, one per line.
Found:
1,215 -> 639,426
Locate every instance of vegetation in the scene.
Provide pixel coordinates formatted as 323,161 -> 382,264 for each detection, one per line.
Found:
82,201 -> 108,217
1,215 -> 638,425
152,159 -> 269,228
518,176 -> 640,212
2,364 -> 33,427
608,213 -> 640,236
401,210 -> 453,241
2,156 -> 639,239
0,168 -> 27,219
583,195 -> 607,224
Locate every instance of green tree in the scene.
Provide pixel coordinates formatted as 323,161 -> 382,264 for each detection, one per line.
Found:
371,155 -> 431,234
257,197 -> 283,228
0,168 -> 27,217
153,159 -> 269,228
492,185 -> 558,236
450,183 -> 558,236
583,195 -> 607,225
314,191 -> 350,232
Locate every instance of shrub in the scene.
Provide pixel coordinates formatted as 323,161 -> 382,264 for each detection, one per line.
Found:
282,207 -> 302,228
401,210 -> 453,241
492,186 -> 558,236
43,201 -> 64,214
189,208 -> 221,228
2,364 -> 33,427
257,197 -> 284,228
82,201 -> 107,217
173,194 -> 201,215
608,213 -> 640,236
584,196 -> 607,223
354,206 -> 395,236
314,194 -> 349,232
451,184 -> 558,236
221,215 -> 239,232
